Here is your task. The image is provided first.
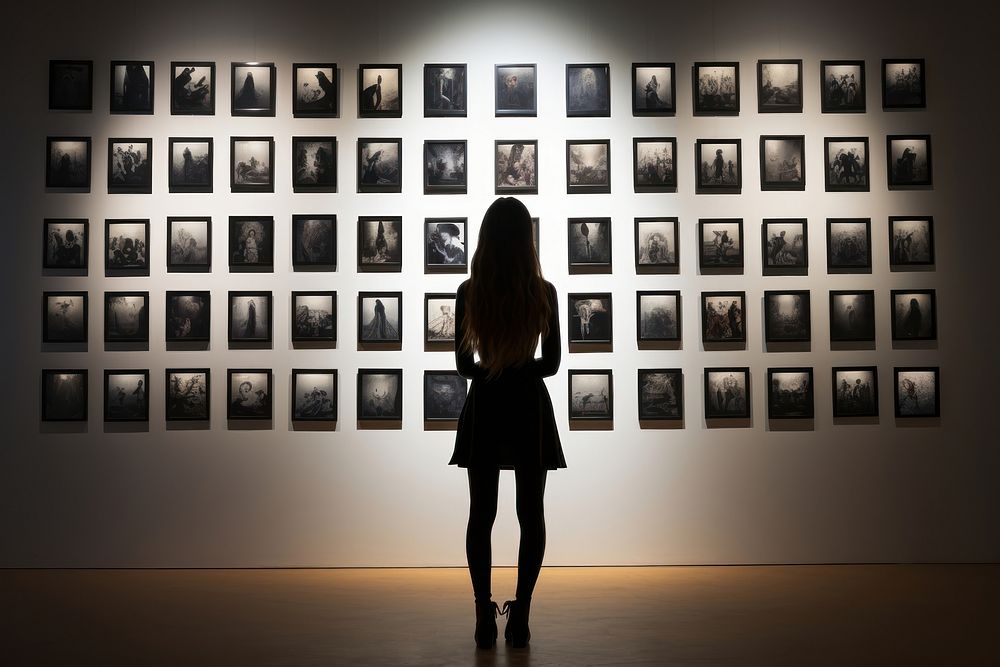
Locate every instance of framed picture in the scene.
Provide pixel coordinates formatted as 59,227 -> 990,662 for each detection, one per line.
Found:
41,369 -> 88,421
166,216 -> 211,272
757,59 -> 802,112
293,63 -> 338,117
425,218 -> 468,271
698,219 -> 744,270
107,138 -> 152,193
42,292 -> 88,343
820,60 -> 865,113
760,135 -> 805,190
424,63 -> 467,116
165,369 -> 210,421
357,216 -> 402,271
638,368 -> 683,420
105,219 -> 149,275
104,369 -> 149,422
230,136 -> 274,193
292,136 -> 337,192
764,290 -> 811,343
832,367 -> 879,418
358,292 -> 402,345
104,291 -> 149,343
567,217 -> 612,270
231,62 -> 275,116
168,137 -> 213,193
636,291 -> 681,342
495,64 -> 536,116
425,293 -> 457,346
882,59 -> 926,109
49,60 -> 92,110
292,215 -> 337,268
568,293 -> 612,344
170,61 -> 215,115
229,216 -> 274,271
568,370 -> 613,420
357,369 -> 403,420
532,217 -> 540,253
495,140 -> 538,194
889,216 -> 934,267
762,219 -> 808,271
824,136 -> 870,192
693,62 -> 739,115
227,369 -> 272,420
829,290 -> 876,342
424,371 -> 468,421
826,218 -> 872,272
110,61 -> 153,114
291,291 -> 337,343
566,140 -> 610,194
46,137 -> 91,189
228,291 -> 272,344
358,64 -> 402,117
704,368 -> 751,419
166,291 -> 211,343
890,289 -> 937,341
887,135 -> 932,188
633,137 -> 677,192
767,368 -> 814,419
424,140 -> 467,194
357,138 -> 402,193
701,291 -> 746,344
894,367 -> 940,418
632,62 -> 676,115
634,217 -> 679,271
292,369 -> 338,421
695,139 -> 741,193
43,219 -> 88,270
566,63 -> 610,116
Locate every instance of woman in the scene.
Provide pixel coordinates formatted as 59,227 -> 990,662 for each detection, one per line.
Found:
449,197 -> 565,650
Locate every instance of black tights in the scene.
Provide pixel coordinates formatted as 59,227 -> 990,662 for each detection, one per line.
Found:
466,466 -> 548,603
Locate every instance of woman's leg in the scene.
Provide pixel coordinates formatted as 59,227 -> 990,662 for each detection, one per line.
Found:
513,466 -> 548,600
466,465 -> 500,602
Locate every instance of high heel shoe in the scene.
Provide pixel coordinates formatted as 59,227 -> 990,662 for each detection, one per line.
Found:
501,598 -> 531,648
474,600 -> 501,649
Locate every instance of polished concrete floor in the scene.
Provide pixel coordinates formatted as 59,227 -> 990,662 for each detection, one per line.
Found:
2,565 -> 996,665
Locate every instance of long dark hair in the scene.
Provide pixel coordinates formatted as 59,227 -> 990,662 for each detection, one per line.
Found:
460,197 -> 552,379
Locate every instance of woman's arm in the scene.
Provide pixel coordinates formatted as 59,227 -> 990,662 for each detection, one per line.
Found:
527,282 -> 561,378
454,281 -> 486,380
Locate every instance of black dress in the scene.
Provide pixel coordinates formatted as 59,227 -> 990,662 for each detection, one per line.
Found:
448,279 -> 566,470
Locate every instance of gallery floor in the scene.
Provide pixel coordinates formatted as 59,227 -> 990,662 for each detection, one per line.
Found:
2,564 -> 995,665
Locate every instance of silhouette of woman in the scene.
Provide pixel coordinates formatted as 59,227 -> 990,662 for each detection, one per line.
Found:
450,197 -> 564,650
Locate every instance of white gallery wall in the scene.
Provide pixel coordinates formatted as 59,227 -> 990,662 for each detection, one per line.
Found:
1,0 -> 998,567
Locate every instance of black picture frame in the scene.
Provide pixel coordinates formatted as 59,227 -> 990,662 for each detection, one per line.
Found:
763,290 -> 811,343
104,291 -> 149,343
424,217 -> 468,272
757,59 -> 802,113
292,369 -> 338,422
762,219 -> 808,272
692,61 -> 740,115
767,367 -> 814,419
636,290 -> 681,343
565,63 -> 611,117
424,63 -> 467,117
820,60 -> 866,113
231,62 -> 276,116
357,292 -> 403,346
824,137 -> 870,191
227,369 -> 273,420
292,63 -> 338,117
166,216 -> 212,272
893,367 -> 940,418
49,59 -> 93,111
882,59 -> 926,109
105,219 -> 150,276
568,370 -> 614,421
107,137 -> 152,194
566,139 -> 611,194
567,217 -> 612,271
291,291 -> 337,343
165,291 -> 211,343
832,366 -> 879,418
633,137 -> 677,192
358,63 -> 402,118
567,293 -> 613,345
423,371 -> 468,422
890,289 -> 937,341
43,218 -> 89,271
701,291 -> 747,344
357,216 -> 403,272
632,62 -> 676,116
637,368 -> 683,421
634,217 -> 679,272
425,293 -> 457,347
292,136 -> 337,192
165,368 -> 211,421
495,64 -> 537,117
695,139 -> 741,193
826,218 -> 872,272
829,290 -> 877,343
228,216 -> 274,271
759,135 -> 805,191
357,369 -> 403,421
357,137 -> 402,193
423,140 -> 467,194
46,136 -> 91,189
889,216 -> 935,267
110,60 -> 154,114
42,291 -> 88,344
228,291 -> 273,345
41,369 -> 88,422
168,137 -> 213,193
698,218 -> 744,270
292,214 -> 337,268
170,61 -> 215,115
495,140 -> 538,194
104,369 -> 150,422
704,367 -> 751,419
886,134 -> 933,189
230,136 -> 274,193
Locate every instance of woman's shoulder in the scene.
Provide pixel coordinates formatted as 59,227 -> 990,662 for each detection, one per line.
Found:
457,278 -> 470,295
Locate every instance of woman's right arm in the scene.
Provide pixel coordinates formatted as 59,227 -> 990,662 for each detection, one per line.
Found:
454,281 -> 486,380
527,282 -> 561,378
